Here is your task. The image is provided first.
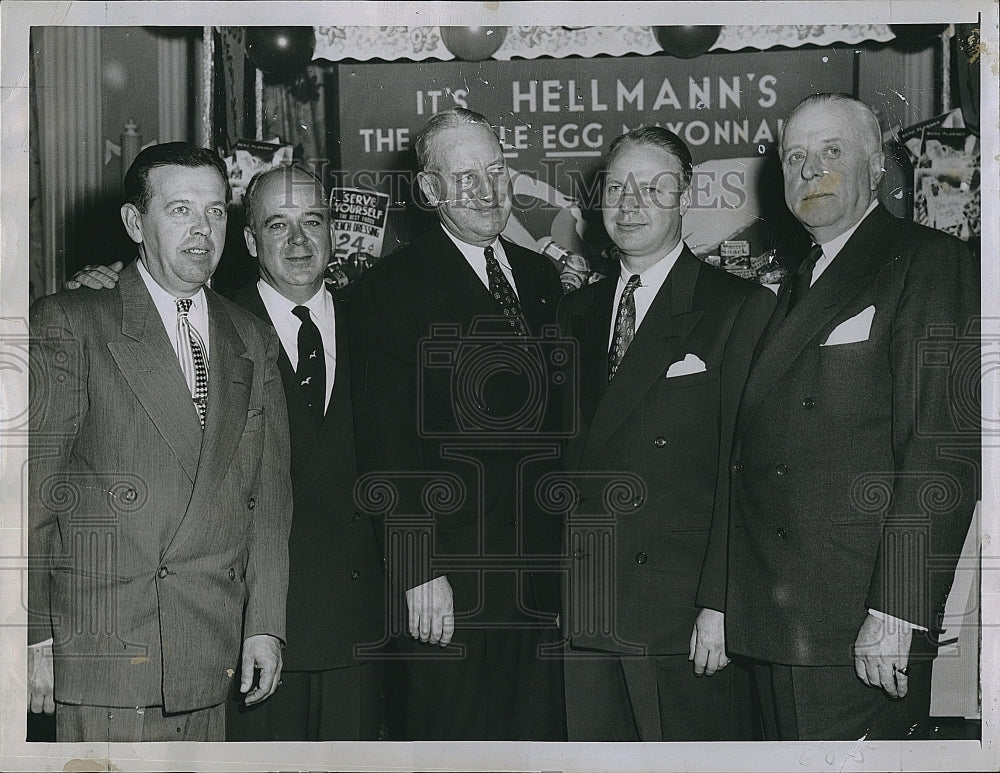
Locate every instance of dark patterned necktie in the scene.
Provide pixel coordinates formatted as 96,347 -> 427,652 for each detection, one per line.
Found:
608,274 -> 641,381
485,245 -> 529,337
786,244 -> 823,315
292,305 -> 326,421
175,298 -> 208,428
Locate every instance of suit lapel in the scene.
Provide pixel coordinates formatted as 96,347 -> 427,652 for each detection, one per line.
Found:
581,249 -> 704,467
738,208 -> 894,433
106,262 -> 202,482
166,290 -> 253,554
505,238 -> 554,331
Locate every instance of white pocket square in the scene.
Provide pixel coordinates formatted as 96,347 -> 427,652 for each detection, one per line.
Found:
822,305 -> 875,346
665,353 -> 707,378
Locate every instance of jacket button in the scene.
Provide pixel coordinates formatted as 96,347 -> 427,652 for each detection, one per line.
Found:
635,552 -> 648,565
228,567 -> 236,581
247,497 -> 256,510
573,548 -> 584,560
732,462 -> 743,474
352,511 -> 361,522
775,464 -> 788,476
653,436 -> 667,448
632,495 -> 644,508
802,397 -> 815,410
351,570 -> 360,580
122,488 -> 137,503
506,518 -> 516,528
157,566 -> 169,579
776,528 -> 787,539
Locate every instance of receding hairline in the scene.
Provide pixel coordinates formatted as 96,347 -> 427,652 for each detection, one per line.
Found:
243,165 -> 327,231
780,94 -> 882,155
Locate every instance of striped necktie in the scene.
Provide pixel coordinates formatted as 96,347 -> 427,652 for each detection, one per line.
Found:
175,298 -> 208,428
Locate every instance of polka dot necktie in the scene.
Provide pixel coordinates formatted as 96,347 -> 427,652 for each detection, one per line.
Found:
175,298 -> 208,428
485,246 -> 529,337
786,243 -> 823,315
292,305 -> 326,421
608,274 -> 641,382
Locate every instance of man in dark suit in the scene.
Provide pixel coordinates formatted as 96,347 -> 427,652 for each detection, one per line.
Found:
27,143 -> 292,742
726,93 -> 980,740
557,127 -> 774,741
59,165 -> 387,741
349,107 -> 566,740
224,165 -> 386,741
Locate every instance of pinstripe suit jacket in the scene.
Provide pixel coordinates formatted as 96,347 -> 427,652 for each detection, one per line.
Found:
28,260 -> 293,712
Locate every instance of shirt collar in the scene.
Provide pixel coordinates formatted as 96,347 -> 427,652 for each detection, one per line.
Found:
136,257 -> 207,311
618,239 -> 685,293
440,225 -> 509,268
256,278 -> 331,317
818,200 -> 879,260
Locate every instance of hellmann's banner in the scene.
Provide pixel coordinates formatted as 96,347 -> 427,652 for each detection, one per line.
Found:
336,48 -> 854,268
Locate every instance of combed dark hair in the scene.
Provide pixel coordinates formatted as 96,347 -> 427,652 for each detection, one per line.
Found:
123,142 -> 231,213
780,93 -> 883,156
243,164 -> 327,233
604,126 -> 694,188
414,107 -> 497,172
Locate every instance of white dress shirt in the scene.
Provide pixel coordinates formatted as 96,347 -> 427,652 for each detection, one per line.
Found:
136,258 -> 210,365
607,240 -> 685,350
257,279 -> 337,411
810,200 -> 879,286
441,226 -> 519,299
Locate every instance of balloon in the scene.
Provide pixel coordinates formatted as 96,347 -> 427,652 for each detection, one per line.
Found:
245,27 -> 316,77
440,26 -> 507,61
654,26 -> 722,59
889,24 -> 948,46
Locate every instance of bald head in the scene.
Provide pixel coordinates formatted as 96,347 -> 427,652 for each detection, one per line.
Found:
243,165 -> 333,304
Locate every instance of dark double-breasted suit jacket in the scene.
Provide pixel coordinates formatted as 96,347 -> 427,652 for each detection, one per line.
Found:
349,225 -> 565,626
227,284 -> 385,672
726,206 -> 980,667
557,247 -> 775,656
28,260 -> 293,713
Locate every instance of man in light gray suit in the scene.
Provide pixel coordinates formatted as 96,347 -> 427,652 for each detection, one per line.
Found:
27,142 -> 293,742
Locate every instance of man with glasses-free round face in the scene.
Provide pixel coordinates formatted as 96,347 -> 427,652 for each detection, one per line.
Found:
28,142 -> 292,742
349,108 -> 566,741
556,126 -> 774,741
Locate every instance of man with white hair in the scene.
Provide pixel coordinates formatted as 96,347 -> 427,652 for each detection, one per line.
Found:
725,93 -> 979,740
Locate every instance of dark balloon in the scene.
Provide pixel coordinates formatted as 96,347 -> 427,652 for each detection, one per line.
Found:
654,26 -> 722,59
440,26 -> 507,61
889,24 -> 949,46
244,27 -> 316,77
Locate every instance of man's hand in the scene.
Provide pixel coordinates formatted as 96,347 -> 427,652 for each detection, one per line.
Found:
405,575 -> 454,646
239,634 -> 283,706
688,607 -> 731,676
64,260 -> 124,290
27,643 -> 55,714
854,613 -> 912,698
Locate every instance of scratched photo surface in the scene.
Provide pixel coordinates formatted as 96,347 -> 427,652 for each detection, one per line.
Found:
1,1 -> 996,771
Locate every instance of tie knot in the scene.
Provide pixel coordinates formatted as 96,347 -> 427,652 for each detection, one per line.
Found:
176,297 -> 193,316
292,305 -> 311,323
484,245 -> 496,262
802,244 -> 823,273
624,274 -> 642,293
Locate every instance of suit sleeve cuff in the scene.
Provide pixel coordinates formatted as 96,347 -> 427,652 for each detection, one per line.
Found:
28,638 -> 53,649
868,608 -> 927,632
